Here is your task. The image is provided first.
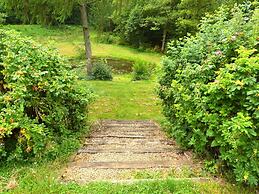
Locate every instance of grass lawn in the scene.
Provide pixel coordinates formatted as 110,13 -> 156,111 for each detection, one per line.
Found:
83,75 -> 163,122
0,25 -> 256,194
2,25 -> 162,64
0,157 -> 252,194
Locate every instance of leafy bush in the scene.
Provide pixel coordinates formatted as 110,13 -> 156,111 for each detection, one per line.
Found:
0,12 -> 5,24
158,4 -> 259,186
113,0 -> 234,51
91,61 -> 113,81
95,33 -> 123,45
0,29 -> 92,161
132,61 -> 153,81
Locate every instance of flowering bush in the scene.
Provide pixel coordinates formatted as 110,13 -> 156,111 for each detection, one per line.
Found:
158,3 -> 259,186
0,29 -> 92,161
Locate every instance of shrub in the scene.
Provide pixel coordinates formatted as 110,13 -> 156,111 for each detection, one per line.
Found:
91,61 -> 113,81
95,33 -> 122,45
0,29 -> 92,161
158,3 -> 259,186
0,12 -> 6,24
132,61 -> 153,81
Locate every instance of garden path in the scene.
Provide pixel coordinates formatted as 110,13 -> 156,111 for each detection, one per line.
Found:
62,120 -> 203,183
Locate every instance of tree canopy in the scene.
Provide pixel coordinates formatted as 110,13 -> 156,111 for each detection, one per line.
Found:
1,0 -> 254,51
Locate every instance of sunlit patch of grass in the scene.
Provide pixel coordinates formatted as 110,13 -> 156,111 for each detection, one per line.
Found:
2,25 -> 162,65
92,43 -> 162,64
76,74 -> 163,122
56,42 -> 78,57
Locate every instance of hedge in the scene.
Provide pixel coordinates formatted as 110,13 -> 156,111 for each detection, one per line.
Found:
0,29 -> 92,161
158,3 -> 259,186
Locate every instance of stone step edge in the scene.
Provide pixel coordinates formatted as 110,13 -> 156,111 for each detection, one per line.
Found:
69,161 -> 188,169
77,177 -> 214,184
77,148 -> 178,154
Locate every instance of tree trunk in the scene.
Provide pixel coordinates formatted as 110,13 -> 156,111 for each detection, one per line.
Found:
80,3 -> 92,76
161,28 -> 167,53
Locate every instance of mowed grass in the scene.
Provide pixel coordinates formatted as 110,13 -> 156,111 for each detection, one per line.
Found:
2,25 -> 162,64
81,75 -> 163,122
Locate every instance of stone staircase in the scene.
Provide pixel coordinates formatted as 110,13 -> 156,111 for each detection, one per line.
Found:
62,120 -> 202,183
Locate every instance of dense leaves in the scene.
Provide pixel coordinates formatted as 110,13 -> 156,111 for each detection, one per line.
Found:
132,61 -> 153,81
0,29 -> 92,161
158,4 -> 259,186
1,0 -> 251,51
113,0 -> 250,51
0,13 -> 5,24
91,61 -> 113,81
1,0 -> 76,25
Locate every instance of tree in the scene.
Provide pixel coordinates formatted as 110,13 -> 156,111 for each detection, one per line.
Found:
2,0 -> 96,75
141,0 -> 180,52
113,0 -> 181,52
79,2 -> 92,75
92,0 -> 114,32
2,0 -> 30,23
175,0 -> 223,36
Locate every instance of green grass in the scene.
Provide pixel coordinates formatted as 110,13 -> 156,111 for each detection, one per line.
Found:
81,75 -> 163,122
2,25 -> 162,64
0,24 -> 256,194
1,159 -> 253,194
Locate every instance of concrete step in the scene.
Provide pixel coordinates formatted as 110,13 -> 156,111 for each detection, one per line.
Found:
74,161 -> 173,169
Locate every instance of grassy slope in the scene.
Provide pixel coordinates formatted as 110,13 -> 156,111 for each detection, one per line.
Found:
0,25 -> 255,194
2,25 -> 161,64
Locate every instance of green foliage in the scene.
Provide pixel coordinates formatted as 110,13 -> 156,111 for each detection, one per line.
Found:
91,61 -> 113,80
0,3 -> 6,24
90,0 -> 114,31
113,0 -> 246,50
95,33 -> 123,45
158,4 -> 259,186
115,4 -> 144,47
114,0 -> 177,50
1,0 -> 111,26
132,61 -> 153,81
2,0 -> 75,25
3,0 -> 250,52
0,12 -> 6,24
0,29 -> 92,161
175,0 -> 219,36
